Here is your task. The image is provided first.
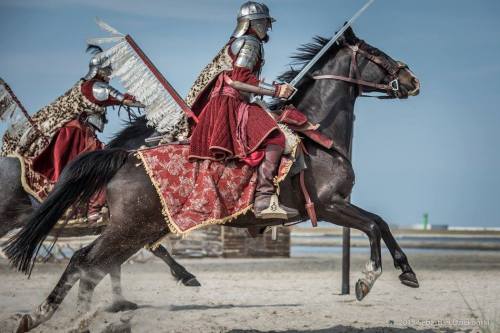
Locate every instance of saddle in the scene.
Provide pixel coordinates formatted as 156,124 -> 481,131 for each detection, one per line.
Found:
274,105 -> 333,150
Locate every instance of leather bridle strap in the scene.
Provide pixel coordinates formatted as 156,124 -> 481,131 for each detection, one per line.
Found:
312,74 -> 396,92
312,42 -> 402,98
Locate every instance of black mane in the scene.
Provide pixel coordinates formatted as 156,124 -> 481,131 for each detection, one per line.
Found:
106,116 -> 154,149
277,27 -> 361,83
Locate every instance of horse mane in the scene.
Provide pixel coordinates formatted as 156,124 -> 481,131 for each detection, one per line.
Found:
106,115 -> 154,149
277,27 -> 361,83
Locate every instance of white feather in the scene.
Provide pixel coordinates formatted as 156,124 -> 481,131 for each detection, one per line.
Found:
87,20 -> 188,135
86,36 -> 124,45
95,17 -> 124,36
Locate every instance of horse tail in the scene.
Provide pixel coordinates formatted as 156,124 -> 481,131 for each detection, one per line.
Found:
3,148 -> 129,274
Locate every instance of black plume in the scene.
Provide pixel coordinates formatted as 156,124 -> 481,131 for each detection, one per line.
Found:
86,44 -> 103,55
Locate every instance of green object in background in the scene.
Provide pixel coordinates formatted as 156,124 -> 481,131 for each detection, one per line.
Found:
423,213 -> 429,230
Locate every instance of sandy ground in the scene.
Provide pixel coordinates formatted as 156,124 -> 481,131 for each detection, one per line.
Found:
1,250 -> 499,333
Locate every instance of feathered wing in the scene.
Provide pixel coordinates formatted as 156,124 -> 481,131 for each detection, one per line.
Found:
88,19 -> 190,139
0,78 -> 29,141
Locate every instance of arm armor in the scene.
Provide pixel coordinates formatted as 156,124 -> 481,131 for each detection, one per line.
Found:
231,35 -> 262,71
92,81 -> 125,102
224,75 -> 276,97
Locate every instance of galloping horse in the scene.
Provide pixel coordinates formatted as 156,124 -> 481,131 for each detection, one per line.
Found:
4,27 -> 421,332
0,116 -> 200,312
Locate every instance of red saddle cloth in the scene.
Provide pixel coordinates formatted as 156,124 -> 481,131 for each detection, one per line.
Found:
136,144 -> 294,234
14,154 -> 55,202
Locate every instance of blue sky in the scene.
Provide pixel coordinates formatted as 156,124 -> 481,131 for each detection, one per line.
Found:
1,0 -> 499,227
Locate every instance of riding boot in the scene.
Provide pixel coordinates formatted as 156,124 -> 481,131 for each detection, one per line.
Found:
253,144 -> 299,219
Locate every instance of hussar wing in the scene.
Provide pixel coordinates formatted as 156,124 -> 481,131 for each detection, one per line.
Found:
0,78 -> 30,139
88,19 -> 196,138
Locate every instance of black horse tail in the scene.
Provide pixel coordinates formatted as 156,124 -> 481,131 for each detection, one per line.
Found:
3,148 -> 129,274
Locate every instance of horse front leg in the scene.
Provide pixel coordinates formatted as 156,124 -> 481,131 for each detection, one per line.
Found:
105,265 -> 139,312
349,204 -> 419,288
319,200 -> 382,301
150,245 -> 201,287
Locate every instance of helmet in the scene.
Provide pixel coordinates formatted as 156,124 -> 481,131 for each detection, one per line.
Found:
83,46 -> 113,81
232,2 -> 276,39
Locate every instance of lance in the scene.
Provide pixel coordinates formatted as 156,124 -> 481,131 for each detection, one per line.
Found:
0,78 -> 49,144
288,0 -> 375,90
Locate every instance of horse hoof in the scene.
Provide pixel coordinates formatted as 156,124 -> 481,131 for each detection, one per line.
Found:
181,277 -> 201,287
16,314 -> 32,333
355,279 -> 370,301
105,300 -> 138,313
399,272 -> 419,288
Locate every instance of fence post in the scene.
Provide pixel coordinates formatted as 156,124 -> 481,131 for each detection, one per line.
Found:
341,113 -> 355,295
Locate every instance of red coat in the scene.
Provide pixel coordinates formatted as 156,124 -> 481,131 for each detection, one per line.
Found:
31,119 -> 102,182
189,41 -> 284,166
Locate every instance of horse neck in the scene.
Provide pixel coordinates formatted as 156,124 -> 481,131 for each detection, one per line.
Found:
295,50 -> 357,157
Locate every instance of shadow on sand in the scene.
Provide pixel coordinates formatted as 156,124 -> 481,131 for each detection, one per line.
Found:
227,326 -> 468,333
137,303 -> 302,311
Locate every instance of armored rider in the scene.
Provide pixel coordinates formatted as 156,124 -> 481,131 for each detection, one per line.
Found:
187,2 -> 298,220
4,45 -> 143,222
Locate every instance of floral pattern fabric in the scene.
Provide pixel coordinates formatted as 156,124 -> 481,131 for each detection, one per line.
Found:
136,144 -> 294,234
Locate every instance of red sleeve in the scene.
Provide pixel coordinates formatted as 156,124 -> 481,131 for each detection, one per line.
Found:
230,66 -> 261,86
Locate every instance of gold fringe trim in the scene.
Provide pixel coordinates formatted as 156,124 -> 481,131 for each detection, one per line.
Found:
10,153 -> 44,202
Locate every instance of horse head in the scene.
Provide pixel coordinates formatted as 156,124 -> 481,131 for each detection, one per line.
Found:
334,26 -> 420,98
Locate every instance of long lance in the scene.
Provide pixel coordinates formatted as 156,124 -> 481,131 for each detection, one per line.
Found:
0,78 -> 49,144
288,0 -> 375,89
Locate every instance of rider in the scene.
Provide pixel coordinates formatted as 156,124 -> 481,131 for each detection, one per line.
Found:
188,2 -> 298,220
5,45 -> 143,222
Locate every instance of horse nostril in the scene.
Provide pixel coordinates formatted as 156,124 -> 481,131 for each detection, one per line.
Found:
407,77 -> 420,96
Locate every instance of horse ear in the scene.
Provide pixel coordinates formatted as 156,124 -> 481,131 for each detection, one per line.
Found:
343,22 -> 357,42
337,22 -> 357,45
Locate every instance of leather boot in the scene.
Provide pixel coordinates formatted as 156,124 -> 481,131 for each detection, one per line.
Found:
253,144 -> 299,219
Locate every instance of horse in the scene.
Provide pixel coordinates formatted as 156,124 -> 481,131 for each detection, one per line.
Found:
3,27 -> 421,332
0,116 -> 200,313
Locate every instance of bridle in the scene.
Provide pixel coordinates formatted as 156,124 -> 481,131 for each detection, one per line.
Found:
313,41 -> 410,99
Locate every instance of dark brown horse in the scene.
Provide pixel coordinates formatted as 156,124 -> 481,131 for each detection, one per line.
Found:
4,27 -> 421,332
0,117 -> 200,312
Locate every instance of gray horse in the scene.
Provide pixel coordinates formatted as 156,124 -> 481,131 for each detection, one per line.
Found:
0,116 -> 200,312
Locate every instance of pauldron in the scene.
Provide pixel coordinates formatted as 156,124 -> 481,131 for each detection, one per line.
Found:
231,35 -> 263,72
92,81 -> 125,102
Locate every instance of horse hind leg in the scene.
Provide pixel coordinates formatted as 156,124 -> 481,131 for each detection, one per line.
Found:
15,245 -> 92,333
320,201 -> 383,301
350,204 -> 419,288
0,157 -> 33,238
150,245 -> 201,287
105,265 -> 139,312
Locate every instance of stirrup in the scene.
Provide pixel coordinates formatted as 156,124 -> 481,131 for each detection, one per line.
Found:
255,194 -> 289,220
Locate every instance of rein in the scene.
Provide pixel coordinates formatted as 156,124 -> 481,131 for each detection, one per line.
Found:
313,42 -> 408,99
